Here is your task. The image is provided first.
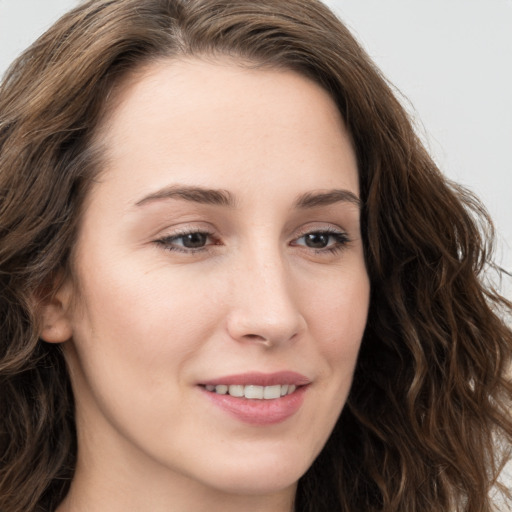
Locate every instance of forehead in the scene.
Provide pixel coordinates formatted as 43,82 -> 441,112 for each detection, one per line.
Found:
91,57 -> 358,201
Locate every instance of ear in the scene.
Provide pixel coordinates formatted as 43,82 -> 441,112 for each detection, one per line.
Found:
37,279 -> 74,344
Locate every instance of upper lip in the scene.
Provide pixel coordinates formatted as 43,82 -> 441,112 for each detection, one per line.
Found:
200,371 -> 311,387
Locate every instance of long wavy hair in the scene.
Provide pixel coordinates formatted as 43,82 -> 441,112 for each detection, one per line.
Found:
1,0 -> 511,510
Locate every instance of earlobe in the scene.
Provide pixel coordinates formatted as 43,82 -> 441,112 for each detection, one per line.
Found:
37,281 -> 74,344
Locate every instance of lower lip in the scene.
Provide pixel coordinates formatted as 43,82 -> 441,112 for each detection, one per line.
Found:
201,386 -> 308,425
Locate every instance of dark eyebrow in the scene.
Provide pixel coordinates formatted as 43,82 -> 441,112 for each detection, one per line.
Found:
135,185 -> 360,210
294,189 -> 361,209
135,185 -> 236,208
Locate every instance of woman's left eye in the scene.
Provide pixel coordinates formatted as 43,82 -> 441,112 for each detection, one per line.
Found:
292,230 -> 349,252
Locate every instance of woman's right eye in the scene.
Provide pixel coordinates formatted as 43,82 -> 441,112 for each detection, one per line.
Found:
155,231 -> 215,252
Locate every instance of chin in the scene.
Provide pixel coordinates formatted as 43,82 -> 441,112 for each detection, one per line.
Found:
203,470 -> 300,496
190,448 -> 313,496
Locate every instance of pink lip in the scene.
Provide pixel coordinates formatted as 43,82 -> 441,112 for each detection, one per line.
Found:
199,371 -> 310,426
200,371 -> 311,387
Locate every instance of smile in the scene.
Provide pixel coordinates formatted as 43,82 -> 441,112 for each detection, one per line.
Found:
201,377 -> 309,425
204,384 -> 297,399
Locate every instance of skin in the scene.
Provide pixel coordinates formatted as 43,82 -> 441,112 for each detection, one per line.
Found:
42,58 -> 370,512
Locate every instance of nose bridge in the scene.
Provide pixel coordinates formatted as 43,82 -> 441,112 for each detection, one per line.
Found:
226,240 -> 304,345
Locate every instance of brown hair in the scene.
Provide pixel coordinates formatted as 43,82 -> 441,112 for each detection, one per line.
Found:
1,0 -> 511,510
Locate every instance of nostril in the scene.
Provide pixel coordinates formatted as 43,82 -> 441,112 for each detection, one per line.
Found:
241,333 -> 274,347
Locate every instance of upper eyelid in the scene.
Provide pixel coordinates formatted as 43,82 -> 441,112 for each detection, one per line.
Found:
165,228 -> 214,236
295,225 -> 344,234
292,225 -> 348,239
154,223 -> 349,240
155,225 -> 216,239
156,225 -> 347,237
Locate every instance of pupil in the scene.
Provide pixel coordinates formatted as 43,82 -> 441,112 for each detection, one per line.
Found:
305,233 -> 329,248
183,233 -> 207,248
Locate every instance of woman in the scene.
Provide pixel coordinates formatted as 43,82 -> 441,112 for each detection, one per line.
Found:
0,0 -> 511,511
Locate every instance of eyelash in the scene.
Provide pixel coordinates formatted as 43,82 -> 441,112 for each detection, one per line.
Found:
154,227 -> 350,255
291,227 -> 350,255
154,229 -> 218,254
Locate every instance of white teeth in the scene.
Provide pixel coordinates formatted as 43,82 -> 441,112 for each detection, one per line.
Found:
207,383 -> 298,399
228,384 -> 244,397
245,385 -> 264,399
263,385 -> 281,399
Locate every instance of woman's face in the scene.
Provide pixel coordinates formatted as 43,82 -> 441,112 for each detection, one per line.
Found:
57,58 -> 370,502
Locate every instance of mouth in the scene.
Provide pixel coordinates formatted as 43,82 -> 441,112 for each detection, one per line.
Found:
198,371 -> 310,424
202,383 -> 298,399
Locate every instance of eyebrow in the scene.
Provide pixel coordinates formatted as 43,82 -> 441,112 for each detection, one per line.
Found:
135,185 -> 236,208
135,185 -> 361,209
293,189 -> 361,209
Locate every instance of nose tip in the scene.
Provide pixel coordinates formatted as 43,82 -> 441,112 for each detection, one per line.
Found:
226,267 -> 306,347
227,312 -> 304,348
227,312 -> 304,347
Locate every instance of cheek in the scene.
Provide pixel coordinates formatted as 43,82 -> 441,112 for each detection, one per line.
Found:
73,254 -> 220,356
306,267 -> 369,437
294,266 -> 369,454
64,259 -> 223,436
308,264 -> 370,361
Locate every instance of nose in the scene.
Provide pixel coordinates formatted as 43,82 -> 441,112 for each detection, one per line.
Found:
225,251 -> 306,347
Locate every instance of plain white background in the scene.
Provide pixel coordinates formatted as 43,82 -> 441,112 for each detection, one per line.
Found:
0,0 -> 510,298
0,0 -> 511,494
